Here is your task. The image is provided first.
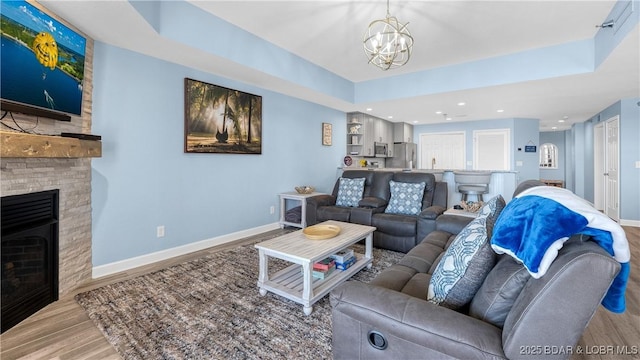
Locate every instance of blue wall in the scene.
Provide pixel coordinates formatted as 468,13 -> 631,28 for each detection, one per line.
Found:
539,131 -> 567,183
91,43 -> 346,266
568,97 -> 640,222
512,118 -> 541,182
619,98 -> 640,222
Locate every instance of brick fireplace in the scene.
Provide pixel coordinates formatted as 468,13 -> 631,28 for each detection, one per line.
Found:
1,157 -> 93,297
0,11 -> 96,331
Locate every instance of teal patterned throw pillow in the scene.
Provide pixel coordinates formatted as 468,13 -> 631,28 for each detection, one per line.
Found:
335,177 -> 365,207
427,195 -> 505,309
384,180 -> 426,215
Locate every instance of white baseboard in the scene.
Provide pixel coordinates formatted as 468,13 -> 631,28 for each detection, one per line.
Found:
92,222 -> 281,279
620,219 -> 640,227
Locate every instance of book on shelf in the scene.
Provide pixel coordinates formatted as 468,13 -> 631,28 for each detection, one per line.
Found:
313,257 -> 336,271
312,266 -> 336,280
336,255 -> 357,271
331,249 -> 354,264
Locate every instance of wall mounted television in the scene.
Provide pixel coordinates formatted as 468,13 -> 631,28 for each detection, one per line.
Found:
1,0 -> 86,121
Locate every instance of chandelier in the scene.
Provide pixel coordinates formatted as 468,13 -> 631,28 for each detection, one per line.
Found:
363,0 -> 413,70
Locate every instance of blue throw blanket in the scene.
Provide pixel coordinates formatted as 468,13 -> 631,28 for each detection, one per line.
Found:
491,186 -> 630,313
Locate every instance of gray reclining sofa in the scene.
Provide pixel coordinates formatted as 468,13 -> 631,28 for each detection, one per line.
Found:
330,180 -> 622,359
305,170 -> 448,253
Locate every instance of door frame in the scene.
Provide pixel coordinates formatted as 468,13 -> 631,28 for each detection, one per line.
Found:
594,115 -> 620,221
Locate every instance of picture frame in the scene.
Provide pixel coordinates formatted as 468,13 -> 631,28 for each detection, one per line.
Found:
184,78 -> 262,154
322,122 -> 332,146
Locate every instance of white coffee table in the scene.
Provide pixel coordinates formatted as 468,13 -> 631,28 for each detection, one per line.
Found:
255,220 -> 375,315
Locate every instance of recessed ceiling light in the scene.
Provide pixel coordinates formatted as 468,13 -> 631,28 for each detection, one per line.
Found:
366,108 -> 373,111
435,111 -> 442,114
413,120 -> 419,124
496,109 -> 504,113
552,126 -> 557,130
446,117 -> 452,121
388,116 -> 393,119
558,119 -> 565,123
457,102 -> 466,106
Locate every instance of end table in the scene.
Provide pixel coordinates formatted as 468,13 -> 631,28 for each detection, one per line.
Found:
278,191 -> 324,228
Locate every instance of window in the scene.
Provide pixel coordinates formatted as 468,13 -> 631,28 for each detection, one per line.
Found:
539,143 -> 558,169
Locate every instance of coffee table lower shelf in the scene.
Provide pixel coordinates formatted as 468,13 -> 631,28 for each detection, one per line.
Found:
259,253 -> 371,314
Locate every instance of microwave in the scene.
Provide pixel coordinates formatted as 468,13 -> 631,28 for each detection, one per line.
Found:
374,142 -> 388,157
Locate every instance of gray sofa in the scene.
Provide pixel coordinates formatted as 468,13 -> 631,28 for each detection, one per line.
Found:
305,170 -> 448,253
330,180 -> 621,359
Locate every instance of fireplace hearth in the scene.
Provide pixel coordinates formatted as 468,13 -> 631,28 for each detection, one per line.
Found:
1,189 -> 59,333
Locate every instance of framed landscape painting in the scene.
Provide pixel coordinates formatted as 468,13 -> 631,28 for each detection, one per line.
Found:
184,78 -> 262,154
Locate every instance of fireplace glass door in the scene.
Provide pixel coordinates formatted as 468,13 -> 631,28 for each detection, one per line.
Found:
1,189 -> 59,333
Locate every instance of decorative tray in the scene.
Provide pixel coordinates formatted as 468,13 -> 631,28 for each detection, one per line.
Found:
302,224 -> 341,240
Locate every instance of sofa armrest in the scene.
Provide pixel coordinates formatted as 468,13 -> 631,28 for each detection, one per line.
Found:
307,194 -> 336,207
435,214 -> 473,235
305,194 -> 336,226
415,205 -> 446,241
358,196 -> 387,209
331,282 -> 505,359
418,205 -> 446,220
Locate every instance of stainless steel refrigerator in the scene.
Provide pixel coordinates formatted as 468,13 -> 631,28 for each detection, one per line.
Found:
388,142 -> 417,169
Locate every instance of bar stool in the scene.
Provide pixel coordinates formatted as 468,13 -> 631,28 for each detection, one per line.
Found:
453,171 -> 491,202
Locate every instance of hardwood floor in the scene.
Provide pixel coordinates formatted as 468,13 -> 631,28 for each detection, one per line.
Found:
1,227 -> 638,360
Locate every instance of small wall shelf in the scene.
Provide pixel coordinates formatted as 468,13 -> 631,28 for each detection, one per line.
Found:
0,131 -> 102,158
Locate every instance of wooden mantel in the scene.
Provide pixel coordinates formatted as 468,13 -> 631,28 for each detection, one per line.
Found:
0,131 -> 102,158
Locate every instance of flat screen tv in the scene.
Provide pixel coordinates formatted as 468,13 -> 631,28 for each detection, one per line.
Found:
1,0 -> 86,121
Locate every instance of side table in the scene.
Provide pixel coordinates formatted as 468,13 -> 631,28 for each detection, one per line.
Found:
443,208 -> 478,218
278,191 -> 324,228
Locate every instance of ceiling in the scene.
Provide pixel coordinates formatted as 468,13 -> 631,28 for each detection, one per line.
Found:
40,0 -> 640,131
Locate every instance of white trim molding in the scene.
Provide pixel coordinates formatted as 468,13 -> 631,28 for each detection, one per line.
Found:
620,219 -> 640,227
92,222 -> 281,278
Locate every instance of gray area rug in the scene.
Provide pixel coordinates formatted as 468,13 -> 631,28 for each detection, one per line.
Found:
75,233 -> 404,359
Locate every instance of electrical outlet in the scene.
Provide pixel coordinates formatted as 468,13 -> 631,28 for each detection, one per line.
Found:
157,225 -> 165,238
635,161 -> 640,168
270,206 -> 275,215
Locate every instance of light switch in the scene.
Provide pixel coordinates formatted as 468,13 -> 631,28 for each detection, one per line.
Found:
635,161 -> 640,168
516,161 -> 523,167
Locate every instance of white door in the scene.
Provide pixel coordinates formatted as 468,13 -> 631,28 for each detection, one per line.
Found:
473,129 -> 510,170
605,116 -> 620,221
418,132 -> 465,169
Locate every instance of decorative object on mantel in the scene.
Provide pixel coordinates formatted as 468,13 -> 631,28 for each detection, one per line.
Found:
363,0 -> 413,70
184,78 -> 262,154
322,122 -> 332,146
294,186 -> 315,194
343,155 -> 353,166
